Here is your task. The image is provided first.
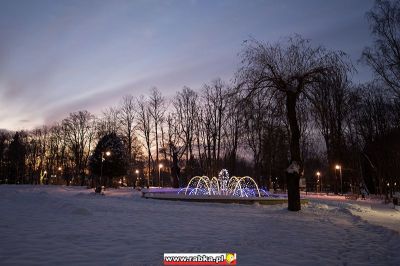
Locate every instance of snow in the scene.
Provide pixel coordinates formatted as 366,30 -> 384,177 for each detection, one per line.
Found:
303,193 -> 400,234
286,161 -> 300,174
0,185 -> 399,266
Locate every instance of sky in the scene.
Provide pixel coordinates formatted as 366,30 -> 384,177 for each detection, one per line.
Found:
0,0 -> 375,131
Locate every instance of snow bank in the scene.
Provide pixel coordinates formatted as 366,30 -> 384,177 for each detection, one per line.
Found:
0,185 -> 399,266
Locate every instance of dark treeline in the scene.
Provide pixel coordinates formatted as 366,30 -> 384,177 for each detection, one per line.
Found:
0,0 -> 399,209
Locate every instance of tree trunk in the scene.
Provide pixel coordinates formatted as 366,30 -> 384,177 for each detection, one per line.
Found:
171,152 -> 180,188
147,152 -> 151,188
286,92 -> 302,211
155,122 -> 159,186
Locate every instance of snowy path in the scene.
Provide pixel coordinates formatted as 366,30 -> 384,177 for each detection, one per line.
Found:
0,185 -> 399,266
303,193 -> 400,234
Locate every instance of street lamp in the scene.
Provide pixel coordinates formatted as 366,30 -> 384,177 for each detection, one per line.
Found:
135,169 -> 139,187
100,151 -> 111,189
158,164 -> 163,187
316,171 -> 321,193
57,167 -> 62,185
335,164 -> 342,195
41,170 -> 48,185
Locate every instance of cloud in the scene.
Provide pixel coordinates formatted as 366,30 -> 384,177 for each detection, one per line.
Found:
0,0 -> 374,130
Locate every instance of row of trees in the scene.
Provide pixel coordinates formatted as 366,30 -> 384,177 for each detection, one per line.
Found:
0,0 -> 399,210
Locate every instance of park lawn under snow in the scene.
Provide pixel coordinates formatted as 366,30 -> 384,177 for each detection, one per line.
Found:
0,186 -> 399,266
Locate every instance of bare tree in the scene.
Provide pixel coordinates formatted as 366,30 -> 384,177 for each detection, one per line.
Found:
26,126 -> 50,184
362,0 -> 400,97
241,86 -> 286,187
47,123 -> 65,184
201,78 -> 228,176
239,36 -> 348,211
119,95 -> 137,184
173,87 -> 199,163
97,107 -> 120,137
242,89 -> 270,180
136,96 -> 153,187
148,87 -> 166,186
353,83 -> 398,195
308,67 -> 355,193
222,88 -> 243,176
62,110 -> 95,186
166,113 -> 185,186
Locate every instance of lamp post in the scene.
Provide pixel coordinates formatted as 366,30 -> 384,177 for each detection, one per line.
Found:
316,171 -> 321,193
100,151 -> 111,188
57,167 -> 62,185
335,164 -> 342,195
135,169 -> 139,187
158,164 -> 163,187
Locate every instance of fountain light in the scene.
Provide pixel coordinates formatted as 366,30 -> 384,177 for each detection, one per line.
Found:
179,169 -> 267,198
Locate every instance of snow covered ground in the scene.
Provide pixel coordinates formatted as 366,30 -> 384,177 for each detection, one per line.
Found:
0,185 -> 399,266
303,193 -> 400,234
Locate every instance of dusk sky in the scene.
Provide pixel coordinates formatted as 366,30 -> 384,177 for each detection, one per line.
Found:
1,0 -> 374,131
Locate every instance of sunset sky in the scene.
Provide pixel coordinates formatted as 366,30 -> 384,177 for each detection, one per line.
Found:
0,0 -> 374,130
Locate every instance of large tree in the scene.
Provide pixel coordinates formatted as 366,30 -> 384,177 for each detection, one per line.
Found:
173,87 -> 198,163
8,132 -> 27,184
239,36 -> 348,211
201,79 -> 228,176
89,133 -> 127,187
353,83 -> 399,195
0,131 -> 11,183
148,88 -> 166,186
62,110 -> 95,185
308,67 -> 355,193
222,88 -> 243,176
362,0 -> 400,97
119,95 -> 138,185
136,96 -> 153,187
97,107 -> 120,137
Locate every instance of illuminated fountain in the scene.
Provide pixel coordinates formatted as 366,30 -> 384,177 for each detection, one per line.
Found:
178,169 -> 269,197
141,169 -> 303,205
